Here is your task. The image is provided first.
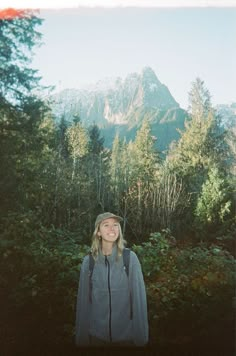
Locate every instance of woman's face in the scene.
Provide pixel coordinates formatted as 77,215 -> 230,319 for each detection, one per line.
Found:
98,218 -> 120,244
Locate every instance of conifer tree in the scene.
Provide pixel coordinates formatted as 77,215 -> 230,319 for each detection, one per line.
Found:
166,78 -> 232,233
0,10 -> 43,111
109,134 -> 129,216
188,77 -> 211,120
110,134 -> 123,192
131,118 -> 159,184
168,78 -> 229,178
121,119 -> 160,240
88,124 -> 104,155
64,119 -> 89,226
66,119 -> 89,174
0,10 -> 50,214
86,124 -> 109,221
194,166 -> 232,232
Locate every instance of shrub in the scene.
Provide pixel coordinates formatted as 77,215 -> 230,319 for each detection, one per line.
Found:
1,216 -> 235,352
133,231 -> 235,346
0,212 -> 89,352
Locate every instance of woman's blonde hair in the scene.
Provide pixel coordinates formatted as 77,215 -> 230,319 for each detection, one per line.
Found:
91,222 -> 126,260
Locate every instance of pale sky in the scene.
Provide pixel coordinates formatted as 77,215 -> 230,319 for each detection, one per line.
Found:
1,2 -> 235,109
1,0 -> 236,8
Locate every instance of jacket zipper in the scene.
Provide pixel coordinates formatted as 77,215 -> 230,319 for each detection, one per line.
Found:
105,256 -> 112,342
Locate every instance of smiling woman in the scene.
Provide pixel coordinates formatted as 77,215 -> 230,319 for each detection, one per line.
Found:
98,218 -> 120,253
75,212 -> 149,347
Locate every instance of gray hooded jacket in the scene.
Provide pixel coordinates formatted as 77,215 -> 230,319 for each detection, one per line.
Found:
75,245 -> 149,346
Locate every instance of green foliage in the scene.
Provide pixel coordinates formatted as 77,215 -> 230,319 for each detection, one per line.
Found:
132,230 -> 174,278
88,124 -> 104,154
0,212 -> 89,350
166,79 -> 233,234
169,78 -> 230,179
0,214 -> 235,352
131,118 -> 159,183
188,77 -> 212,120
0,10 -> 43,109
0,11 -> 51,216
66,121 -> 89,159
108,120 -> 163,241
133,231 -> 235,345
194,166 -> 233,231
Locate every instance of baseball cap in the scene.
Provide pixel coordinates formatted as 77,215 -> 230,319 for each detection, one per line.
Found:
95,212 -> 123,228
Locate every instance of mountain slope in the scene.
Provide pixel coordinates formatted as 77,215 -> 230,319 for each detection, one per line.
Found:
50,66 -> 187,151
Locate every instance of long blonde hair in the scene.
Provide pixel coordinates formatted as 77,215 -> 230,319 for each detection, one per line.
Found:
91,222 -> 126,260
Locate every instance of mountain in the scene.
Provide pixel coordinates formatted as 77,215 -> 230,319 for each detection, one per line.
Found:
50,67 -> 188,152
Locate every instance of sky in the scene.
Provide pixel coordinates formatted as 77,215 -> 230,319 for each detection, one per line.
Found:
1,0 -> 236,8
1,1 -> 236,109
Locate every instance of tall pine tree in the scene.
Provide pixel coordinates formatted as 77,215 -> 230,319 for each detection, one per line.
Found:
0,10 -> 50,214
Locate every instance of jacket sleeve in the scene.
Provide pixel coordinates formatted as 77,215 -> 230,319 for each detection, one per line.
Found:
129,251 -> 149,346
75,255 -> 90,346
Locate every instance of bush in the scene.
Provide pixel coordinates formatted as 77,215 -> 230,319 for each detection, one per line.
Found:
0,216 -> 235,353
0,212 -> 89,353
133,231 -> 235,347
194,166 -> 234,234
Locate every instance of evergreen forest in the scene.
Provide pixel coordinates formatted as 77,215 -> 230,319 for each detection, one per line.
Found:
0,10 -> 235,356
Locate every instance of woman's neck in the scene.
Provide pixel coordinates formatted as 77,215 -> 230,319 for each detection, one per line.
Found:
102,242 -> 114,256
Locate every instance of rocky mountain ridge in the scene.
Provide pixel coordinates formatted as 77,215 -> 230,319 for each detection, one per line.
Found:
50,67 -> 187,150
52,67 -> 181,125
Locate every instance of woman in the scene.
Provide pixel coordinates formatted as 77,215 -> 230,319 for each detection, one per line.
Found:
75,212 -> 149,347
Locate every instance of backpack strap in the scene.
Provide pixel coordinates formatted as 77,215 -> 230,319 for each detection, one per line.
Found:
88,252 -> 95,304
123,248 -> 133,320
123,248 -> 130,277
